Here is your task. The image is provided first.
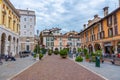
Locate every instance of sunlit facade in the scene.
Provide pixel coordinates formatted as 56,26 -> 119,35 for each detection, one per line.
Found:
79,7 -> 120,55
0,0 -> 20,56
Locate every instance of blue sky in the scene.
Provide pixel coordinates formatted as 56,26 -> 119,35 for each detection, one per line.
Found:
10,0 -> 119,34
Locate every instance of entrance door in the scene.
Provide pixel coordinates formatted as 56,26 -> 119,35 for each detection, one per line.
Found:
26,45 -> 29,51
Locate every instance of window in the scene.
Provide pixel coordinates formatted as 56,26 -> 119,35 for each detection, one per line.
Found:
108,28 -> 113,37
51,37 -> 54,41
51,42 -> 54,46
68,38 -> 71,41
17,24 -> 19,32
13,21 -> 15,31
24,18 -> 26,21
24,31 -> 26,35
3,4 -> 5,8
30,25 -> 32,28
107,16 -> 112,27
114,14 -> 117,25
30,32 -> 32,35
30,18 -> 32,22
60,42 -> 62,46
24,25 -> 26,28
98,22 -> 103,32
70,43 -> 72,46
2,15 -> 5,24
8,18 -> 11,28
46,37 -> 49,41
60,37 -> 62,41
114,26 -> 118,35
77,43 -> 80,46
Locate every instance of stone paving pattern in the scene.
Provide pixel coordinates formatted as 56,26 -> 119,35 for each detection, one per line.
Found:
11,55 -> 105,80
0,56 -> 37,80
79,60 -> 120,80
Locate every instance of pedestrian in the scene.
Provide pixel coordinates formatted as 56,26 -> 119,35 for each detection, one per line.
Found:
0,55 -> 3,65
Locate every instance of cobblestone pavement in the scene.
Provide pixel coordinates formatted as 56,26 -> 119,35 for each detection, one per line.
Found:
11,55 -> 105,80
0,56 -> 37,80
77,60 -> 120,80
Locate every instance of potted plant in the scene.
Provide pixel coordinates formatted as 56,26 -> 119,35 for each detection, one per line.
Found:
60,49 -> 68,58
39,53 -> 43,60
33,53 -> 37,59
75,56 -> 83,62
83,48 -> 88,56
95,50 -> 102,62
54,50 -> 59,55
85,53 -> 90,62
48,49 -> 52,55
91,52 -> 96,62
77,48 -> 82,55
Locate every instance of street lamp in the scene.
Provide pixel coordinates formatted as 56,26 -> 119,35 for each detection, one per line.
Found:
37,30 -> 39,54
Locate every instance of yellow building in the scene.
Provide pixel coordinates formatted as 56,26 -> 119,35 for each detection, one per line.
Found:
79,7 -> 120,56
0,0 -> 20,57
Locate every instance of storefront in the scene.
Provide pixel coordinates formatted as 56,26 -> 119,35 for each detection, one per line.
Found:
104,42 -> 114,54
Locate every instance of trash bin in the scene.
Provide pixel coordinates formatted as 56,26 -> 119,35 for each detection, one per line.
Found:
95,56 -> 100,67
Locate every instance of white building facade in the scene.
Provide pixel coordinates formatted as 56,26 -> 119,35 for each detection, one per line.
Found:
18,9 -> 36,52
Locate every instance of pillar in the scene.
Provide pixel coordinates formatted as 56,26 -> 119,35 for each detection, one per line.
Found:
92,43 -> 95,52
100,43 -> 105,55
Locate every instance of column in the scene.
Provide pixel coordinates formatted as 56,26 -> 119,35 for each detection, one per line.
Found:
0,36 -> 1,55
114,41 -> 118,54
100,43 -> 105,55
4,40 -> 8,55
92,43 -> 95,52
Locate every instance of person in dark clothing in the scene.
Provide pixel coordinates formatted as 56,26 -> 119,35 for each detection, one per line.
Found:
0,55 -> 3,65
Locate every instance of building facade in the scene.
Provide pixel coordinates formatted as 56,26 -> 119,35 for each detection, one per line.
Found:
79,6 -> 120,55
41,28 -> 81,52
18,9 -> 36,52
0,0 -> 20,56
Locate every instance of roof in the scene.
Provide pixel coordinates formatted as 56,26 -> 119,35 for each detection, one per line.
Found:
79,7 -> 120,35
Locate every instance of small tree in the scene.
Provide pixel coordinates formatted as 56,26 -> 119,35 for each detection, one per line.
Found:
34,44 -> 41,54
95,50 -> 102,57
83,48 -> 88,55
60,49 -> 68,58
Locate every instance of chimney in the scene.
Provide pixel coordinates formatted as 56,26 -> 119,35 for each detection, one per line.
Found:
103,7 -> 109,16
83,24 -> 86,29
94,14 -> 98,18
88,20 -> 92,23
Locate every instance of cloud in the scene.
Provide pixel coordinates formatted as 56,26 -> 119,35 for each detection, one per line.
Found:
10,0 -> 119,34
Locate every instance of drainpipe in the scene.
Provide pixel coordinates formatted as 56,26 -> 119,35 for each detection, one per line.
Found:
119,0 -> 120,7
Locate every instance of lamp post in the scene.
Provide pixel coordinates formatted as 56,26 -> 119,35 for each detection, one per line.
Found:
37,30 -> 39,54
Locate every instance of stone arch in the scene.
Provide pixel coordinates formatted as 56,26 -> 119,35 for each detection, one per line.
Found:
1,33 -> 6,56
88,44 -> 93,53
94,43 -> 101,51
55,47 -> 59,51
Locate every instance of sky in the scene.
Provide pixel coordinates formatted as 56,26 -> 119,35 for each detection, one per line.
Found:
10,0 -> 119,34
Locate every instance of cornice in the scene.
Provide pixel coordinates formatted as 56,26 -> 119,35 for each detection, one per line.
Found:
4,0 -> 20,17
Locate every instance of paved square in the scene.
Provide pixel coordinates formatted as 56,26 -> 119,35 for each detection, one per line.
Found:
11,55 -> 105,80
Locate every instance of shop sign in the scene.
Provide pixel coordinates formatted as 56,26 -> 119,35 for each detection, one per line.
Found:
104,42 -> 112,46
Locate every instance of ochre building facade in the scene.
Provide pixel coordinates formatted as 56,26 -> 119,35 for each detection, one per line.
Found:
0,0 -> 20,56
79,7 -> 120,55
